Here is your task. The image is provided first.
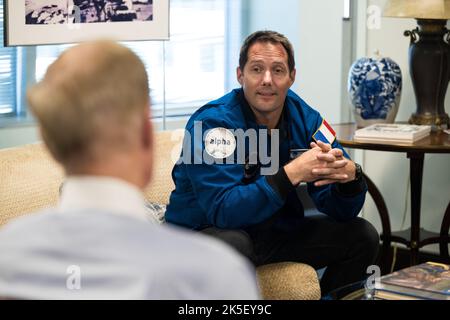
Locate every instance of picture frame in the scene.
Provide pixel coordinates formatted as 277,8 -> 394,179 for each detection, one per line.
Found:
4,1 -> 169,47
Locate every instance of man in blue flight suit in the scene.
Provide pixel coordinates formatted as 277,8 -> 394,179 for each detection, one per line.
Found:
165,30 -> 379,295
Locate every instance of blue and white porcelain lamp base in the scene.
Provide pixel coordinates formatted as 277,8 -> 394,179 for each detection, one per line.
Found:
348,57 -> 402,128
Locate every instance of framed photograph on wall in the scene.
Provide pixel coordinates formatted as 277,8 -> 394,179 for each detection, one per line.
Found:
4,0 -> 169,46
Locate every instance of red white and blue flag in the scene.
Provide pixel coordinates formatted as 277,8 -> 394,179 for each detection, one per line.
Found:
313,119 -> 336,145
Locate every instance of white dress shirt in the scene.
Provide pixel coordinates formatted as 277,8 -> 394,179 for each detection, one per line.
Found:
59,176 -> 156,223
0,176 -> 260,299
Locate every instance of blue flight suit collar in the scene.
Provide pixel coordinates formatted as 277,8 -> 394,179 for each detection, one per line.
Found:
236,88 -> 289,141
236,88 -> 291,167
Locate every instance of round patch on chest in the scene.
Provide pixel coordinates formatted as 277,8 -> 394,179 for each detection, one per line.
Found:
204,127 -> 236,159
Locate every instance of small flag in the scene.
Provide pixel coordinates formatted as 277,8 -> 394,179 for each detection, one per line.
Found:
313,119 -> 336,145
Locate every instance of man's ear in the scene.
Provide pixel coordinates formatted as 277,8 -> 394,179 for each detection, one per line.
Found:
237,67 -> 243,86
141,107 -> 153,151
289,68 -> 297,84
140,106 -> 154,187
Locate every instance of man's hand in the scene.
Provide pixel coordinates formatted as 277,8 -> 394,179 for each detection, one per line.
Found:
310,141 -> 356,187
284,142 -> 347,186
284,146 -> 322,186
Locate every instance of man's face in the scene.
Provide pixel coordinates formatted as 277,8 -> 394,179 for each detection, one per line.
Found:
237,41 -> 296,118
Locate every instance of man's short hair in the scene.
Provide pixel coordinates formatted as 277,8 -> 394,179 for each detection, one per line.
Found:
239,30 -> 295,73
27,41 -> 149,165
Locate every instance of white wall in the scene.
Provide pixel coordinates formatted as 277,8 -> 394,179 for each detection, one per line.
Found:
244,0 -> 301,99
362,0 -> 450,254
245,0 -> 300,63
296,0 -> 349,124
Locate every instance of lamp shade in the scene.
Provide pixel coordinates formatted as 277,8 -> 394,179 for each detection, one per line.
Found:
383,0 -> 450,19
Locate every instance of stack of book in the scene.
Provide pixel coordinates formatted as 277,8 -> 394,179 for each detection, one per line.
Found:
353,123 -> 431,144
374,262 -> 450,300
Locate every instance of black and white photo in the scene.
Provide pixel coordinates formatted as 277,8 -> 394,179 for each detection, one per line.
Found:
25,0 -> 153,24
5,0 -> 166,46
25,0 -> 68,24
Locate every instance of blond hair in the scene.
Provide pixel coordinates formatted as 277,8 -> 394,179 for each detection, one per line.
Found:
27,41 -> 149,165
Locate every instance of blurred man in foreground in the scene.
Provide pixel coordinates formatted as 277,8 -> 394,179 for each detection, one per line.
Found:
0,41 -> 260,300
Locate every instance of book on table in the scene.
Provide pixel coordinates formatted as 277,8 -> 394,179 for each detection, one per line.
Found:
374,262 -> 450,300
353,123 -> 431,143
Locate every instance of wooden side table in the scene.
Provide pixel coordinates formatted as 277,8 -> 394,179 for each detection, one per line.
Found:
333,123 -> 450,272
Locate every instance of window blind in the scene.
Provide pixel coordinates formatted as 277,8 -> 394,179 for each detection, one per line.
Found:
0,2 -> 17,116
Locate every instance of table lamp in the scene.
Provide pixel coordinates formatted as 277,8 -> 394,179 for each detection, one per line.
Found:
383,0 -> 450,129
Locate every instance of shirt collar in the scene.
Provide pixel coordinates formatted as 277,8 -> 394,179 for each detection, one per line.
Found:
59,176 -> 153,223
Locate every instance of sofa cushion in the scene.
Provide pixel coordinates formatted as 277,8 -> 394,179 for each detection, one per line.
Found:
0,144 -> 64,227
257,262 -> 321,300
143,130 -> 180,205
0,131 -> 181,227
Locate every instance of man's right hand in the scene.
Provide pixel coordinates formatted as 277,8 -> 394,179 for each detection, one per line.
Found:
284,146 -> 324,186
284,143 -> 348,186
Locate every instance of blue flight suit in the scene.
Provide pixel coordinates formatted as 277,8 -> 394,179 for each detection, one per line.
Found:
165,88 -> 367,231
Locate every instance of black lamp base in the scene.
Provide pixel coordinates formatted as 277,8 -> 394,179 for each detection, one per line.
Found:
405,19 -> 450,130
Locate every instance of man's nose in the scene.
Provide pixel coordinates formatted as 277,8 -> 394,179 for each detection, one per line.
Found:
262,70 -> 272,85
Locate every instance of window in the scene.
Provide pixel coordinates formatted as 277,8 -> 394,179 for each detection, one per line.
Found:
34,0 -> 242,121
0,2 -> 21,117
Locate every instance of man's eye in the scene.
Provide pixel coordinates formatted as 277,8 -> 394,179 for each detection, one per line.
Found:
252,66 -> 262,73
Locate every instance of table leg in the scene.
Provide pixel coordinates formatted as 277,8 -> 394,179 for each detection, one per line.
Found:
363,173 -> 392,274
440,201 -> 450,262
407,152 -> 424,266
